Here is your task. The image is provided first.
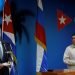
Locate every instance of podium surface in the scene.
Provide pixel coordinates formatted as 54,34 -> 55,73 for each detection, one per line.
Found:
37,70 -> 75,75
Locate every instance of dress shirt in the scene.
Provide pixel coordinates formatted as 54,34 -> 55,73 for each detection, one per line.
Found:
63,44 -> 75,69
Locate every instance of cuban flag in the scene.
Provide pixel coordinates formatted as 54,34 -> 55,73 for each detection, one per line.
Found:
35,0 -> 48,73
2,0 -> 17,75
57,9 -> 72,31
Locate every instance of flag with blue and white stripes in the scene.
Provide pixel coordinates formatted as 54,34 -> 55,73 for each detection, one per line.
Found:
2,0 -> 17,75
35,0 -> 48,72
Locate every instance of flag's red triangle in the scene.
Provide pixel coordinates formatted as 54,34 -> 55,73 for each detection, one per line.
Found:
2,0 -> 14,33
57,9 -> 72,31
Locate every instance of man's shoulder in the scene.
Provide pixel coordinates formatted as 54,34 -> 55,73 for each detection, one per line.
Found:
66,44 -> 73,49
1,40 -> 9,45
1,39 -> 6,43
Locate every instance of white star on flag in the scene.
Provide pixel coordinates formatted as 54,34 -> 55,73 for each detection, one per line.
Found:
4,14 -> 12,25
59,16 -> 66,24
37,0 -> 43,11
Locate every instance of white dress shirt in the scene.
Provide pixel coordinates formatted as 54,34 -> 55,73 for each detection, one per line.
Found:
63,44 -> 75,69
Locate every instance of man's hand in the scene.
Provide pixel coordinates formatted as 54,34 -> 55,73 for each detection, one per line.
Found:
67,60 -> 75,66
68,64 -> 75,66
2,62 -> 11,67
0,64 -> 4,69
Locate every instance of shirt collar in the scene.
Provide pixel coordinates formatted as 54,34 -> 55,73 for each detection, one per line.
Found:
71,44 -> 75,48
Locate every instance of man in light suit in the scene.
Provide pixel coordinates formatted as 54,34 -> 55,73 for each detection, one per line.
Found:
63,33 -> 75,69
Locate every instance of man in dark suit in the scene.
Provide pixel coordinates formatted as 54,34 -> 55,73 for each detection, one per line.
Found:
0,40 -> 12,75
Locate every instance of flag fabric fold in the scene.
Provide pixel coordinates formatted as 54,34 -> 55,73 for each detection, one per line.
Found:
2,0 -> 17,75
35,0 -> 48,73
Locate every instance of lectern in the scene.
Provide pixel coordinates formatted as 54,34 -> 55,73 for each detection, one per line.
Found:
37,72 -> 57,75
37,70 -> 75,75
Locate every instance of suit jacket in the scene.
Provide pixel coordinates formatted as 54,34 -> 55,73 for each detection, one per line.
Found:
0,40 -> 12,63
